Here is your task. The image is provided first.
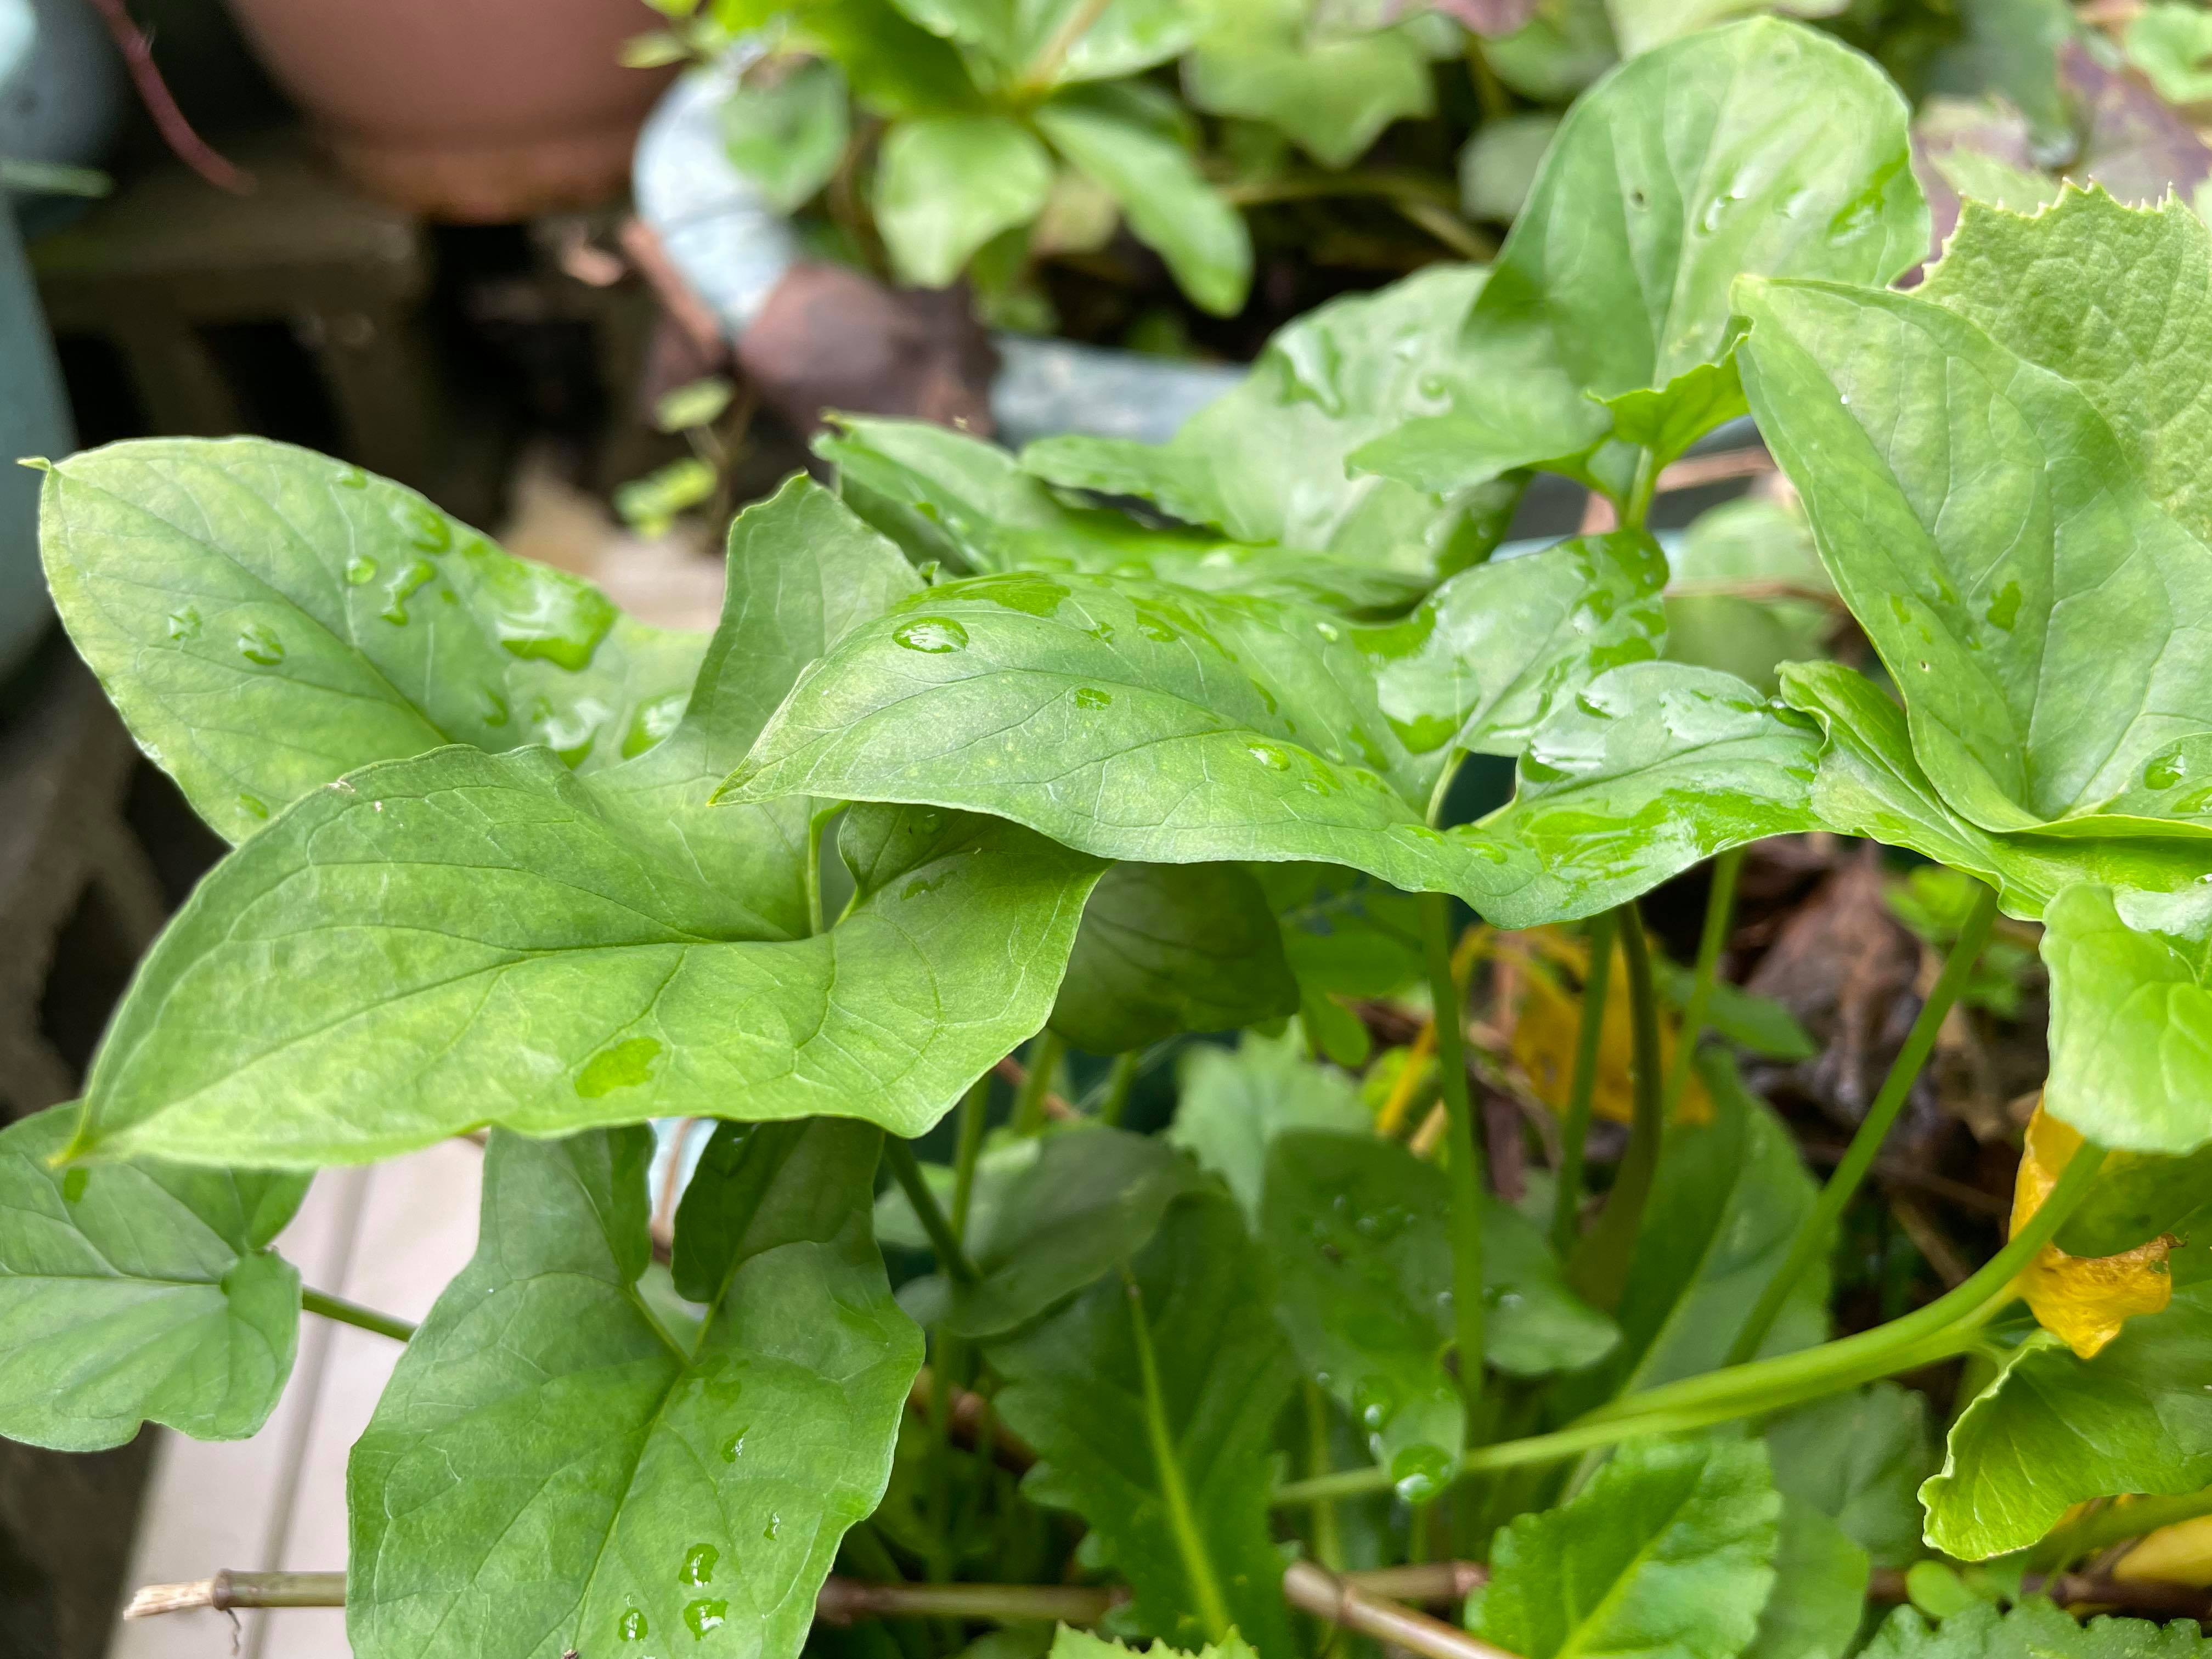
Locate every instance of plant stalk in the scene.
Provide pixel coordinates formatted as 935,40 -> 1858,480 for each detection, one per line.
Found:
1301,1381 -> 1345,1572
1566,904 -> 1663,1312
1099,1051 -> 1141,1127
1724,878 -> 2001,1365
1550,909 -> 1617,1255
1420,891 -> 1488,1419
1661,845 -> 1745,1116
300,1287 -> 415,1343
1010,1031 -> 1064,1136
949,1073 -> 991,1242
1276,1143 -> 2109,1508
883,1137 -> 979,1284
1282,1561 -> 1519,1659
1125,1268 -> 1234,1643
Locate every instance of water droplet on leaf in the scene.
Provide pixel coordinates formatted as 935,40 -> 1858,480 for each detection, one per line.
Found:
166,607 -> 200,641
683,1599 -> 728,1639
892,617 -> 969,654
575,1036 -> 665,1098
679,1543 -> 718,1588
237,624 -> 285,665
345,555 -> 379,586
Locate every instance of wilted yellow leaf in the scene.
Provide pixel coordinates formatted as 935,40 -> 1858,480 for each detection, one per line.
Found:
2116,1512 -> 2212,1588
2012,1103 -> 2171,1360
1506,929 -> 1711,1127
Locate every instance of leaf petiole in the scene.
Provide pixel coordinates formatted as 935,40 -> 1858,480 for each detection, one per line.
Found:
1550,909 -> 1617,1255
300,1286 -> 415,1343
1125,1267 -> 1235,1643
883,1137 -> 979,1284
1566,904 -> 1663,1311
1725,878 -> 2001,1365
1661,846 -> 1744,1116
1420,891 -> 1488,1425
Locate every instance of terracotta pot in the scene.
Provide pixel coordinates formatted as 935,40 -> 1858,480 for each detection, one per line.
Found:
222,0 -> 673,222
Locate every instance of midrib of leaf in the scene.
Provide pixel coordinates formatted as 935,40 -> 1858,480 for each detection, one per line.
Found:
1123,1265 -> 1234,1643
1548,1473 -> 1716,1659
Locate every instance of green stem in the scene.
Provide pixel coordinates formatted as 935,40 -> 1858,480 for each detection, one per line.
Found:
1125,1268 -> 1233,1643
805,809 -> 832,936
1010,1031 -> 1063,1137
949,1073 -> 991,1243
883,1137 -> 979,1285
2030,1482 -> 2212,1572
1099,1051 -> 1141,1127
301,1288 -> 415,1342
1725,878 -> 2001,1365
1550,909 -> 1618,1256
1273,1141 -> 2109,1509
1420,891 -> 1487,1419
1567,904 -> 1663,1312
1301,1381 -> 1345,1572
1662,847 -> 1744,1116
1622,448 -> 1661,532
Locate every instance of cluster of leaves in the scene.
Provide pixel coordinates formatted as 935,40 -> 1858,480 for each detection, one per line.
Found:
14,17 -> 2212,1659
619,0 -> 2089,335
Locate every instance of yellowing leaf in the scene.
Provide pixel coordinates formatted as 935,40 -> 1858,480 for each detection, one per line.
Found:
1508,929 -> 1712,1127
2012,1104 -> 2172,1359
2116,1511 -> 2212,1588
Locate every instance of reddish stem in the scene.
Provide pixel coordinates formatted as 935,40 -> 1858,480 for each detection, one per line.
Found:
84,0 -> 254,194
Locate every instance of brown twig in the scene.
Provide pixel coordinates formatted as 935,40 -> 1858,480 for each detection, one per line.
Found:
83,0 -> 253,194
1867,1567 -> 2212,1622
1799,1142 -> 2008,1216
1282,1561 -> 1520,1659
618,217 -> 734,363
1888,1194 -> 1972,1289
126,1572 -> 345,1618
1655,447 -> 1775,494
126,1562 -> 1500,1635
907,1368 -> 1036,1473
992,1056 -> 1080,1121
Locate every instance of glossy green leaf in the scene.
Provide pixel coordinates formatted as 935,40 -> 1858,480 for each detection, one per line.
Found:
2043,884 -> 2212,1156
1740,190 -> 2212,841
1034,98 -> 1251,315
1355,18 -> 1923,494
1922,1258 -> 2212,1560
1182,0 -> 1434,168
1262,1130 -> 1615,1500
1864,1599 -> 2212,1659
989,1192 -> 1299,1655
72,757 -> 1098,1166
875,116 -> 1053,287
347,1120 -> 919,1659
718,544 -> 1674,917
1169,1029 -> 1368,1216
822,416 -> 1438,614
1050,861 -> 1299,1053
71,482 -> 1103,1165
1469,1435 -> 1782,1659
1741,1499 -> 1870,1659
0,1101 -> 304,1452
1459,114 -> 1560,223
901,1126 -> 1202,1336
1764,1383 -> 1938,1570
1472,662 -> 1821,930
1022,266 -> 1521,595
722,58 -> 849,212
1778,663 -> 2207,923
1656,962 -> 1816,1062
1556,1053 -> 1826,1414
37,437 -> 704,843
